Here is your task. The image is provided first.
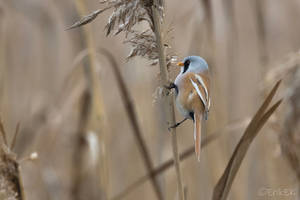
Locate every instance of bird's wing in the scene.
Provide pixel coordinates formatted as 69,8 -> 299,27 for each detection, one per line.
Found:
194,74 -> 210,110
190,73 -> 210,119
190,79 -> 207,109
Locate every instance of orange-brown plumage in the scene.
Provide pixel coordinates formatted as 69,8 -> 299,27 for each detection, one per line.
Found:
174,56 -> 210,161
175,72 -> 210,114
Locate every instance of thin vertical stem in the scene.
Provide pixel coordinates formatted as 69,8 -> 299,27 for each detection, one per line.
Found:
253,0 -> 268,76
151,3 -> 185,200
99,49 -> 163,200
72,0 -> 108,199
71,90 -> 91,200
223,0 -> 239,121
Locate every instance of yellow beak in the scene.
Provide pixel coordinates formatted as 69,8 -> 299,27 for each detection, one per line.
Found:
177,62 -> 184,67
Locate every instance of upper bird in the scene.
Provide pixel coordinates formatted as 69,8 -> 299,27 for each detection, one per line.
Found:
169,56 -> 211,161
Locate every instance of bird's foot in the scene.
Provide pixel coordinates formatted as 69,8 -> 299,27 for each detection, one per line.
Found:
168,122 -> 181,131
168,118 -> 188,131
164,82 -> 176,90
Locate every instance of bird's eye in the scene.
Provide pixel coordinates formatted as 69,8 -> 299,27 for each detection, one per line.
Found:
183,60 -> 190,73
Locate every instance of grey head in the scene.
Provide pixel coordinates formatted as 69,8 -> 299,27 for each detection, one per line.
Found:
180,56 -> 209,74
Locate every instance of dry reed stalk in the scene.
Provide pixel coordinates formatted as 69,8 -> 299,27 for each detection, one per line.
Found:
150,4 -> 184,200
111,118 -> 250,200
200,0 -> 215,62
99,48 -> 163,200
71,0 -> 108,199
202,0 -> 213,34
253,0 -> 268,71
10,123 -> 20,150
71,89 -> 92,199
223,0 -> 239,121
0,121 -> 26,200
212,80 -> 282,200
68,0 -> 179,199
192,0 -> 215,68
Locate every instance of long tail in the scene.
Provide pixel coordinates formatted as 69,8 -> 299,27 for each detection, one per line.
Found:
194,112 -> 203,162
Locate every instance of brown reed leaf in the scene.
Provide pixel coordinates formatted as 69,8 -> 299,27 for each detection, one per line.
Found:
10,122 -> 20,150
212,80 -> 282,200
0,118 -> 7,146
66,8 -> 109,30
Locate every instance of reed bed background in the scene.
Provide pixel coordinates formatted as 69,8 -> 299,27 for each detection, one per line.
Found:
0,0 -> 299,200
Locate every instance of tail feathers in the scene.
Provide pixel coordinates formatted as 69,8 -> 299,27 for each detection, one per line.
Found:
194,112 -> 203,162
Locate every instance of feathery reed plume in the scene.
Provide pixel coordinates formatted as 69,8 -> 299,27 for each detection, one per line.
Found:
264,51 -> 300,89
280,67 -> 300,182
212,80 -> 282,200
68,0 -> 176,65
0,121 -> 25,200
266,51 -> 300,185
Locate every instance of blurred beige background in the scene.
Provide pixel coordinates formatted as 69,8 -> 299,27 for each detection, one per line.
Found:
0,0 -> 299,200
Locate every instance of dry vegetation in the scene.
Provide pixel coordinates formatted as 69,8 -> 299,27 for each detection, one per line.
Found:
0,0 -> 299,200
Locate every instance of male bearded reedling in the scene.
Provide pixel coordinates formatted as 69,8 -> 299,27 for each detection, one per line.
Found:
168,56 -> 211,161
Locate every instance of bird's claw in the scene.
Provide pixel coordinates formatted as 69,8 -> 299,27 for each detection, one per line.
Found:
168,118 -> 188,131
169,123 -> 179,130
168,122 -> 182,131
164,82 -> 176,90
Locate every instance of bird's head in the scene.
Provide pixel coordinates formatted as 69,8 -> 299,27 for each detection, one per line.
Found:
177,56 -> 208,74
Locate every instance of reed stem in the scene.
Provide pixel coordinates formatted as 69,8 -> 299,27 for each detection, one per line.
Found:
151,3 -> 185,200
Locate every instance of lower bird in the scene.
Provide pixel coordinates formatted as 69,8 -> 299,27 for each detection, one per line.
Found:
167,56 -> 211,161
